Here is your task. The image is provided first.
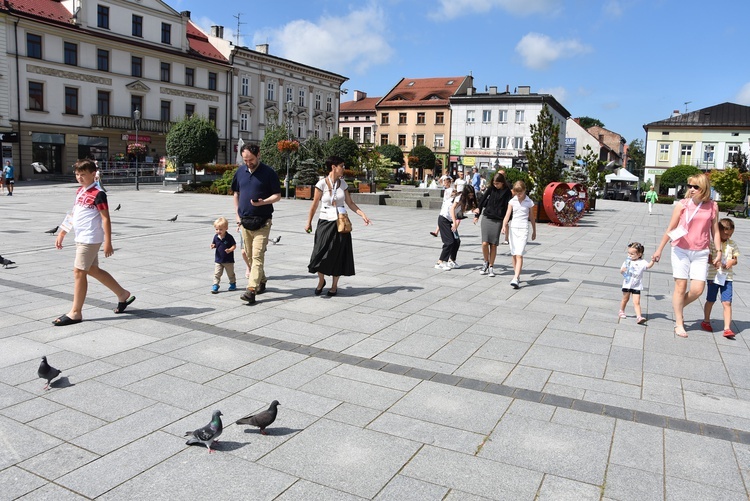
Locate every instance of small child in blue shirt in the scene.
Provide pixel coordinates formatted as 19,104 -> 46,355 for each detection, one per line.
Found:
210,217 -> 237,293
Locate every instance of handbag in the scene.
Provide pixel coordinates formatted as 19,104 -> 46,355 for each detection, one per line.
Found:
325,177 -> 353,233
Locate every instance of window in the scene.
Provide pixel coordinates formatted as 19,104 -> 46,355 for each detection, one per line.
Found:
240,112 -> 248,131
435,111 -> 444,124
466,110 -> 475,123
97,91 -> 110,116
515,110 -> 525,122
161,23 -> 171,44
315,94 -> 321,110
381,113 -> 389,125
482,110 -> 492,123
97,49 -> 109,72
185,104 -> 195,117
286,86 -> 293,104
465,136 -> 475,148
267,82 -> 275,101
398,113 -> 407,125
97,5 -> 109,29
27,34 -> 42,59
658,143 -> 669,162
513,137 -> 524,149
160,62 -> 170,82
342,127 -> 350,139
241,76 -> 249,96
434,134 -> 444,148
315,125 -> 321,139
131,56 -> 142,78
727,144 -> 740,162
498,110 -> 508,123
208,72 -> 217,91
703,144 -> 715,163
398,134 -> 406,147
417,112 -> 426,125
497,136 -> 507,149
185,68 -> 194,87
64,87 -> 78,115
326,96 -> 332,112
480,136 -> 491,149
380,134 -> 388,146
28,82 -> 44,111
680,144 -> 693,164
132,15 -> 143,37
298,88 -> 305,107
326,125 -> 332,140
64,42 -> 77,66
131,95 -> 143,116
416,134 -> 425,146
352,128 -> 360,143
208,107 -> 217,125
160,100 -> 170,122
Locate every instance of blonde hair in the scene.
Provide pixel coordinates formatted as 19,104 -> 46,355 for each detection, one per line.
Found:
687,173 -> 711,202
512,180 -> 526,194
213,217 -> 229,229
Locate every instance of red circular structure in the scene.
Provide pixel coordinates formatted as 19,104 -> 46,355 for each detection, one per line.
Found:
542,182 -> 588,226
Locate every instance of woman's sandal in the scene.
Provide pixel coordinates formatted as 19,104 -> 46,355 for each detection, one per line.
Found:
315,280 -> 326,296
114,296 -> 136,314
675,325 -> 688,338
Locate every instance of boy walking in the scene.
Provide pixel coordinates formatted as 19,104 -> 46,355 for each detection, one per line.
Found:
3,160 -> 14,196
53,159 -> 134,325
702,218 -> 740,338
210,217 -> 237,293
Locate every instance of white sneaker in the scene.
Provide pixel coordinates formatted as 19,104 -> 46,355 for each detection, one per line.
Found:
434,262 -> 451,271
501,240 -> 509,245
488,267 -> 496,277
479,262 -> 489,275
510,278 -> 519,288
448,260 -> 458,268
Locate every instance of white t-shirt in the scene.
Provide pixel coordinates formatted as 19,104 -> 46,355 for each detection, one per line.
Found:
439,187 -> 455,219
455,177 -> 466,193
508,196 -> 534,228
315,177 -> 348,221
621,258 -> 650,290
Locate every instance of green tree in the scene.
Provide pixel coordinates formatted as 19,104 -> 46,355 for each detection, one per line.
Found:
577,116 -> 605,129
376,144 -> 405,168
408,145 -> 436,182
259,117 -> 294,175
659,165 -> 701,193
503,168 -> 533,193
525,103 -> 563,201
576,144 -> 606,198
711,168 -> 743,204
300,137 -> 327,170
166,115 -> 219,182
294,159 -> 320,186
325,135 -> 359,170
627,139 -> 645,180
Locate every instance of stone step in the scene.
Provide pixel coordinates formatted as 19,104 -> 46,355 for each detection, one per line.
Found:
383,198 -> 424,208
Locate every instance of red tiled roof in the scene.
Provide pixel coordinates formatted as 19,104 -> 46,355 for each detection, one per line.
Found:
340,97 -> 380,112
379,77 -> 466,108
186,21 -> 228,63
6,0 -> 72,22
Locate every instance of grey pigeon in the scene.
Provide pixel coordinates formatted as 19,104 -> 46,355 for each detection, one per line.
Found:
167,214 -> 178,222
114,204 -> 121,211
236,400 -> 279,435
185,410 -> 223,453
37,356 -> 61,390
271,236 -> 281,245
0,255 -> 15,268
45,226 -> 59,235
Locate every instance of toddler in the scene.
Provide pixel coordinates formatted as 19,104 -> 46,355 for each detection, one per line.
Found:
702,218 -> 740,338
210,217 -> 237,293
619,242 -> 656,323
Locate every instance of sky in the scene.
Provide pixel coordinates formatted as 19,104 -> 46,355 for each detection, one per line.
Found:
173,0 -> 750,145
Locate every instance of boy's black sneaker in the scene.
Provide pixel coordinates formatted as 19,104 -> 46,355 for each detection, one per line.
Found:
241,290 -> 256,304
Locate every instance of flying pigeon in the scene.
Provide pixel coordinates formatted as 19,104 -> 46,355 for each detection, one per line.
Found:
31,162 -> 49,173
271,236 -> 281,245
167,214 -> 178,222
0,255 -> 15,268
45,226 -> 59,235
114,204 -> 121,211
37,356 -> 61,390
185,410 -> 223,453
235,400 -> 280,435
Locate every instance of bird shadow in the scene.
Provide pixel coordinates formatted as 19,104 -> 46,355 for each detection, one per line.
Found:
240,427 -> 302,436
211,440 -> 250,452
49,376 -> 75,389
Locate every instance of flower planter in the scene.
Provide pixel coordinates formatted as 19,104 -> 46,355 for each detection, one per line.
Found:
359,183 -> 374,193
295,185 -> 313,200
542,182 -> 587,226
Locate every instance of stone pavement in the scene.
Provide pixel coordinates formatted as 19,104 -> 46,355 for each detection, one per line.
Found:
1,182 -> 749,500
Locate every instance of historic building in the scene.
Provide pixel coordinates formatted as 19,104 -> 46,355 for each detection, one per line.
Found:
339,90 -> 380,146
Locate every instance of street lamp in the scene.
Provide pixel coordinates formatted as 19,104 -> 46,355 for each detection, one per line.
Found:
133,108 -> 140,191
285,100 -> 294,199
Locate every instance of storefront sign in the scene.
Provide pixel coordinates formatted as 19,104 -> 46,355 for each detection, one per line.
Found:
121,134 -> 151,143
0,132 -> 19,143
463,148 -> 517,157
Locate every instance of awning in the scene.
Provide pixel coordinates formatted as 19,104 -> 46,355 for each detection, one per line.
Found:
605,168 -> 639,183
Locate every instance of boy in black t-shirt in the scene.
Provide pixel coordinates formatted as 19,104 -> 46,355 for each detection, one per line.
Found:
210,217 -> 237,293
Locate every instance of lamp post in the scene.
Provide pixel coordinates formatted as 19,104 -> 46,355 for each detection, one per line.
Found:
411,133 -> 418,181
133,108 -> 140,191
285,100 -> 294,199
371,123 -> 378,185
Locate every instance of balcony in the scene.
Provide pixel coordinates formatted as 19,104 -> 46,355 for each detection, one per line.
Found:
91,115 -> 172,134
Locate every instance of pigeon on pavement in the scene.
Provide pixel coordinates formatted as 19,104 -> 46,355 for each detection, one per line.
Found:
185,410 -> 223,452
236,400 -> 280,435
0,255 -> 15,268
37,356 -> 61,390
168,214 -> 178,222
45,226 -> 59,235
271,236 -> 281,245
114,204 -> 121,211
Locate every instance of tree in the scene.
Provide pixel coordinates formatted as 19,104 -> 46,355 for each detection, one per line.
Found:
577,116 -> 605,129
576,144 -> 606,198
659,165 -> 701,193
627,139 -> 645,180
408,145 -> 436,182
293,159 -> 320,186
376,144 -> 405,168
503,167 -> 533,193
166,115 -> 219,182
259,117 -> 293,176
299,137 -> 327,170
525,103 -> 563,201
325,135 -> 359,170
711,168 -> 744,204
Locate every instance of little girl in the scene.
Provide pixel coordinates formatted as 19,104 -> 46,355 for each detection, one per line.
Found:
501,181 -> 536,288
619,242 -> 656,323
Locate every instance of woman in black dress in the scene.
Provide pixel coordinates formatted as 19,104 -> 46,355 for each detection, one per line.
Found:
473,172 -> 511,277
305,156 -> 371,296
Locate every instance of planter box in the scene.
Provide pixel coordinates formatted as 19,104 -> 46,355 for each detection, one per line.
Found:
359,183 -> 375,193
532,202 -> 551,223
295,185 -> 313,200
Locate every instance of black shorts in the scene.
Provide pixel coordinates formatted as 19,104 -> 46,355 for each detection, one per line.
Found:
622,288 -> 641,295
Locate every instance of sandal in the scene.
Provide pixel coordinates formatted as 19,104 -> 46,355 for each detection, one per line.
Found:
53,314 -> 82,326
114,295 -> 136,314
675,325 -> 688,338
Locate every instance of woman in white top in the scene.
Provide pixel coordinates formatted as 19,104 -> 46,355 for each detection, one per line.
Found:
501,180 -> 537,288
305,156 -> 371,296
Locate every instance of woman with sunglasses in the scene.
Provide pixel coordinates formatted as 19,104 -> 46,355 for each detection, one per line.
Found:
652,173 -> 722,337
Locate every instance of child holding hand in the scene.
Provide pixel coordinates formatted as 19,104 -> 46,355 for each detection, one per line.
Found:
702,218 -> 740,338
619,242 -> 656,323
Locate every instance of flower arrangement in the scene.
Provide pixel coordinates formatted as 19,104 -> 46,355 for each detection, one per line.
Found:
127,143 -> 147,155
277,139 -> 300,153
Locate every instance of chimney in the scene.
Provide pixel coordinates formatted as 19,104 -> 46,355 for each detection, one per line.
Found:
671,109 -> 680,117
353,90 -> 367,102
518,85 -> 531,95
210,26 -> 224,38
506,84 -> 510,93
489,86 -> 497,95
255,44 -> 269,54
467,87 -> 474,96
180,10 -> 190,18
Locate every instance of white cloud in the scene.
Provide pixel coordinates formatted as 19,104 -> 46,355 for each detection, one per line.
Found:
253,6 -> 394,76
737,82 -> 750,105
603,0 -> 623,17
515,32 -> 592,70
602,101 -> 620,110
429,0 -> 560,20
538,86 -> 568,103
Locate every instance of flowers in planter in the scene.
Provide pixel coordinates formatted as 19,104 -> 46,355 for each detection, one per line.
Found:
277,139 -> 300,153
127,143 -> 147,155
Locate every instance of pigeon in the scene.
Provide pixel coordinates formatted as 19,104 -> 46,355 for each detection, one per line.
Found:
185,410 -> 223,453
0,255 -> 15,268
45,226 -> 59,235
271,236 -> 281,245
31,162 -> 49,173
114,204 -> 121,211
37,356 -> 61,390
167,214 -> 178,222
236,400 -> 280,435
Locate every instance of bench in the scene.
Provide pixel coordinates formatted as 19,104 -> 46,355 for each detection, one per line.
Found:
727,205 -> 747,218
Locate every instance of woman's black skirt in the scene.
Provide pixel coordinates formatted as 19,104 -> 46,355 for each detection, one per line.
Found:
308,219 -> 355,276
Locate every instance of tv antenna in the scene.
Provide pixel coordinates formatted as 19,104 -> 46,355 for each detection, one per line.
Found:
684,101 -> 692,113
233,13 -> 246,46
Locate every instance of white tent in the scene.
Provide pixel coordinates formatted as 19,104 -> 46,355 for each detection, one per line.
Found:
605,168 -> 639,183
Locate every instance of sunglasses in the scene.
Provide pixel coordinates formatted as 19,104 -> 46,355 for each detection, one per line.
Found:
687,184 -> 700,190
